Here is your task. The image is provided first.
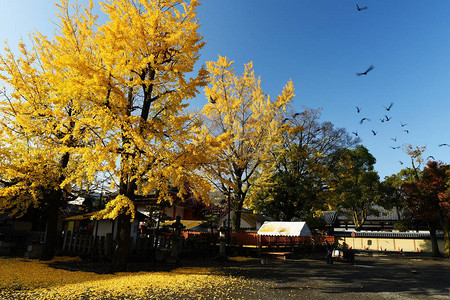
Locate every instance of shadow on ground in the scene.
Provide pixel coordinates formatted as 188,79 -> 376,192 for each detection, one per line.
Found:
211,253 -> 450,299
48,258 -> 179,274
46,252 -> 450,298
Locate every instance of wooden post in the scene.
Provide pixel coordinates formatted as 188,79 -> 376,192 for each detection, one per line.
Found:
105,233 -> 112,256
69,232 -> 75,253
93,235 -> 99,257
62,231 -> 70,253
76,235 -> 81,253
99,236 -> 105,257
81,235 -> 86,254
87,236 -> 93,255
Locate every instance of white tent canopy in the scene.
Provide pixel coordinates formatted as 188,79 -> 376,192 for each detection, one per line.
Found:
257,221 -> 312,237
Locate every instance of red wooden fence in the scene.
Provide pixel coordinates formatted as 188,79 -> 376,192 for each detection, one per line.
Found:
181,230 -> 334,247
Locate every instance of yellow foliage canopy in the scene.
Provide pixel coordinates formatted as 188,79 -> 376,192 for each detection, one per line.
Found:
201,55 -> 295,215
92,194 -> 135,221
0,0 -> 226,218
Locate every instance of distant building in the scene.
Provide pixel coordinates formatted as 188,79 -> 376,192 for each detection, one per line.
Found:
218,210 -> 269,231
324,206 -> 421,232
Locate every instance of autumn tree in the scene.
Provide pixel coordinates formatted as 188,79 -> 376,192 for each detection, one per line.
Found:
438,184 -> 450,257
1,0 -> 224,269
0,140 -> 63,221
401,144 -> 441,256
327,145 -> 380,231
0,15 -> 93,259
403,144 -> 427,181
403,161 -> 449,257
379,169 -> 418,231
201,56 -> 294,230
248,108 -> 359,222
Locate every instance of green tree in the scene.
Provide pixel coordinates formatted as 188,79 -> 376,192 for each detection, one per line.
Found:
379,168 -> 417,228
248,108 -> 359,222
328,145 -> 380,231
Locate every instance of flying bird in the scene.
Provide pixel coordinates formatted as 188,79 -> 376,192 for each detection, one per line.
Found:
356,106 -> 361,113
356,4 -> 368,11
385,115 -> 392,121
380,118 -> 385,123
383,102 -> 394,111
357,65 -> 374,76
371,130 -> 377,136
352,131 -> 359,137
209,96 -> 216,104
427,156 -> 435,160
293,112 -> 301,118
401,122 -> 408,127
391,137 -> 397,142
359,117 -> 370,124
399,161 -> 404,165
403,129 -> 409,134
390,146 -> 401,149
439,143 -> 449,147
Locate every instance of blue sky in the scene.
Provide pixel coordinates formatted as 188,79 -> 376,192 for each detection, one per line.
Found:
1,1 -> 449,179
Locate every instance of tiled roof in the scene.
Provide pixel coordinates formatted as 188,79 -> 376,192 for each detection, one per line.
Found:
65,212 -> 98,221
335,206 -> 401,222
65,211 -> 147,221
240,212 -> 269,228
163,220 -> 206,230
335,231 -> 444,239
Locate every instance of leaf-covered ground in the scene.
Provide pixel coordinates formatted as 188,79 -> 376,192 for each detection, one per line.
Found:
0,256 -> 273,299
2,253 -> 449,299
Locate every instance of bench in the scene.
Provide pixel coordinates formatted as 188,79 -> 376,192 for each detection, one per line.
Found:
261,251 -> 293,261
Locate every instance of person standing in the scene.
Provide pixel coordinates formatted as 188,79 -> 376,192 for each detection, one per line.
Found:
170,216 -> 185,264
325,239 -> 333,264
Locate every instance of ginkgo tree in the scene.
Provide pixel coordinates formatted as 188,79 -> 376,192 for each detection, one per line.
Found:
201,56 -> 294,230
0,29 -> 89,260
0,0 -> 226,269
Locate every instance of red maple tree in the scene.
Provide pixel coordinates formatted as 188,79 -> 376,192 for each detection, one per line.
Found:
403,161 -> 449,257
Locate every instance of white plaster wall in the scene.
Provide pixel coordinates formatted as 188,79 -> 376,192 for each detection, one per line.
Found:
339,237 -> 446,254
93,220 -> 114,237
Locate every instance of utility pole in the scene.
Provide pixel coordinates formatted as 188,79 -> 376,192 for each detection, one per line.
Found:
227,185 -> 232,244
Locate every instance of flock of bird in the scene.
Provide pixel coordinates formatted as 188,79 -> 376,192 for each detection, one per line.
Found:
352,4 -> 448,166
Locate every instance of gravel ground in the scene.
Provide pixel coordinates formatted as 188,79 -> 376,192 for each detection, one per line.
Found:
205,252 -> 450,299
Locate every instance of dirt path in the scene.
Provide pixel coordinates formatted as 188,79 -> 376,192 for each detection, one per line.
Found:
209,253 -> 450,299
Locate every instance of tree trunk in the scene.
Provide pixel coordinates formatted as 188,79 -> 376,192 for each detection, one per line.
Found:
111,167 -> 137,271
110,83 -> 139,272
233,209 -> 241,231
443,222 -> 450,258
395,205 -> 402,221
428,223 -> 441,257
40,190 -> 61,260
232,191 -> 244,230
40,152 -> 69,261
438,213 -> 449,258
112,213 -> 132,272
352,209 -> 365,231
